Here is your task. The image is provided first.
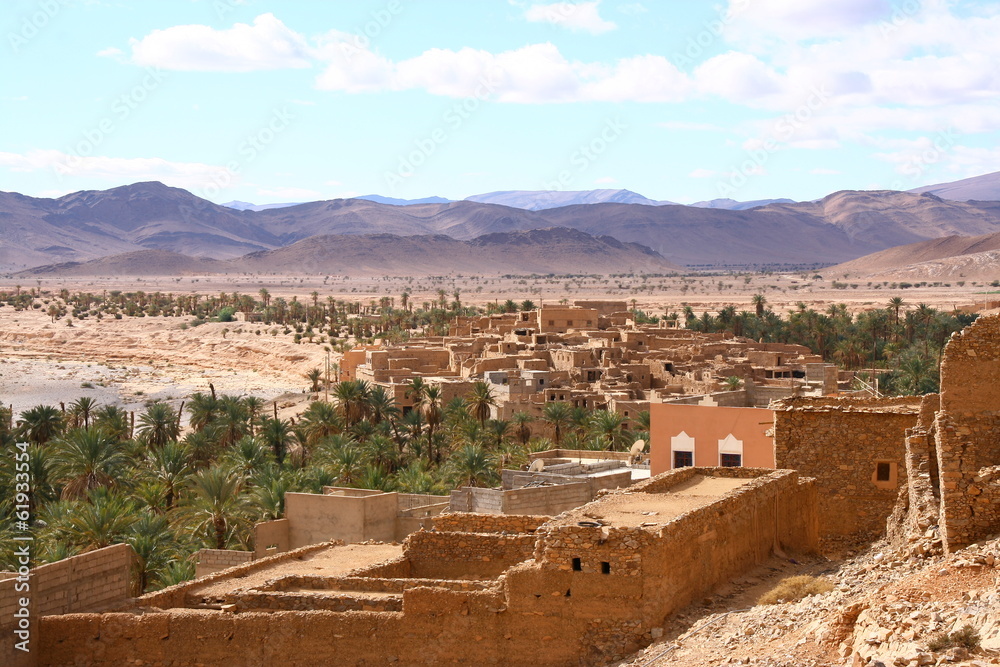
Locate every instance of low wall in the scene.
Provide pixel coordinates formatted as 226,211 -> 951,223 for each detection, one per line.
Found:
254,518 -> 290,559
404,531 -> 536,579
194,550 -> 253,578
450,482 -> 590,516
1,544 -> 133,667
432,513 -> 549,534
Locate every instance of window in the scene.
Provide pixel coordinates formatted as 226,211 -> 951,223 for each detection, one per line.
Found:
538,379 -> 545,385
548,320 -> 555,326
567,320 -> 573,326
587,320 -> 593,326
600,562 -> 611,574
674,450 -> 693,468
720,453 -> 742,467
876,462 -> 891,481
571,557 -> 582,571
872,461 -> 897,489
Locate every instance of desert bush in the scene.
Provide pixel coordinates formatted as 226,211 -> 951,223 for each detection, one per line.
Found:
757,575 -> 833,605
927,624 -> 980,652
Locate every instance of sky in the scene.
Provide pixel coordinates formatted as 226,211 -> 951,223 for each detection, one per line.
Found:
1,0 -> 999,204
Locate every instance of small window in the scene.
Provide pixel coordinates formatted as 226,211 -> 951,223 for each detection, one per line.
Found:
876,462 -> 891,482
720,453 -> 742,467
587,320 -> 593,326
538,379 -> 545,385
674,451 -> 693,468
567,320 -> 573,326
571,557 -> 582,571
548,320 -> 555,326
600,562 -> 611,575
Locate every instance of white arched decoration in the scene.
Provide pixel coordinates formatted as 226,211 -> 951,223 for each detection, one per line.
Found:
718,433 -> 743,466
670,431 -> 696,468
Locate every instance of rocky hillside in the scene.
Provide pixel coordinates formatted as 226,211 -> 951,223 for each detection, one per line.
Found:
828,231 -> 1000,281
21,227 -> 680,276
620,537 -> 1000,667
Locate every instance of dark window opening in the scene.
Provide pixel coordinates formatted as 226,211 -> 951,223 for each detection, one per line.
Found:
876,462 -> 891,482
721,453 -> 742,467
674,451 -> 693,468
600,562 -> 611,575
565,589 -> 572,597
571,557 -> 582,571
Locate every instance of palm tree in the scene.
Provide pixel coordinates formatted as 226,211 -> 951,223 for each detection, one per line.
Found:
137,403 -> 180,449
69,397 -> 98,429
50,428 -> 130,500
334,380 -> 370,427
511,411 -> 534,448
92,405 -> 130,441
466,381 -> 496,426
209,398 -> 251,449
146,441 -> 192,511
752,293 -> 767,318
127,513 -> 180,593
542,402 -> 572,446
415,385 -> 443,463
64,490 -> 137,550
589,410 -> 628,451
182,466 -> 253,550
186,392 -> 219,432
222,437 -> 275,480
447,444 -> 496,488
299,401 -> 343,447
17,404 -> 65,445
306,368 -> 323,393
366,386 -> 399,425
258,417 -> 295,465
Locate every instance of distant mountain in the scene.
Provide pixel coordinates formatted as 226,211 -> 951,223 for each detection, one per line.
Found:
6,182 -> 1000,272
828,228 -> 1000,280
464,189 -> 677,210
690,198 -> 795,210
21,228 -> 680,277
909,171 -> 1000,202
354,194 -> 454,206
221,200 -> 301,212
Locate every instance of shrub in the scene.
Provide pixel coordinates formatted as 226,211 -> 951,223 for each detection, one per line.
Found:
927,624 -> 980,652
757,575 -> 833,605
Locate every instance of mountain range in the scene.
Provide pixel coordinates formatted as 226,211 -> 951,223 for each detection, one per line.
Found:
2,171 -> 999,276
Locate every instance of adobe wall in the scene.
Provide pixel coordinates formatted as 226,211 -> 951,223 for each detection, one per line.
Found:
934,315 -> 1000,550
650,403 -> 775,475
194,549 -> 253,578
431,513 -> 549,534
402,531 -> 537,579
773,396 -> 918,541
1,544 -> 133,667
501,466 -> 632,496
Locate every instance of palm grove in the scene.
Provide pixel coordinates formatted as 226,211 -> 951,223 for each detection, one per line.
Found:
0,287 -> 975,592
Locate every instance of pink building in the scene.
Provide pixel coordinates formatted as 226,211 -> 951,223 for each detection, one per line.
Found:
649,403 -> 775,476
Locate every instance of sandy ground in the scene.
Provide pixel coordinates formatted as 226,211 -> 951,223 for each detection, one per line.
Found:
0,305 -> 328,416
188,543 -> 404,599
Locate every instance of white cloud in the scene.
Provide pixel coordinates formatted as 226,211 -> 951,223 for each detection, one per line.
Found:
724,0 -> 892,42
0,149 -> 232,191
315,40 -> 690,103
694,52 -> 785,103
525,1 -> 617,34
617,3 -> 647,16
128,13 -> 311,72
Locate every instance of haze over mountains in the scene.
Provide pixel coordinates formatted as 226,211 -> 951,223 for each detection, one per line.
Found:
2,171 -> 999,276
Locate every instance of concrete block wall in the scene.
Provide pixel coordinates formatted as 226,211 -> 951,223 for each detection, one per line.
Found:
450,482 -> 591,516
1,544 -> 134,667
194,549 -> 253,578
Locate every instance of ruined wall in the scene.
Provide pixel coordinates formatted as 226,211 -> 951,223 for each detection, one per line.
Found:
194,549 -> 254,578
403,531 -> 537,579
1,544 -> 133,667
773,397 -> 918,541
253,518 -> 290,559
432,513 -> 548,534
449,482 -> 591,515
935,315 -> 1000,551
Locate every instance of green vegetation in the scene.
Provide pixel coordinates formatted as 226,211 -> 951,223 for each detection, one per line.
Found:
0,383 -> 650,594
926,624 -> 980,653
678,298 -> 976,395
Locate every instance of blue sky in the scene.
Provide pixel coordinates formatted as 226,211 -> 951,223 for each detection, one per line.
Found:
2,0 -> 998,204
